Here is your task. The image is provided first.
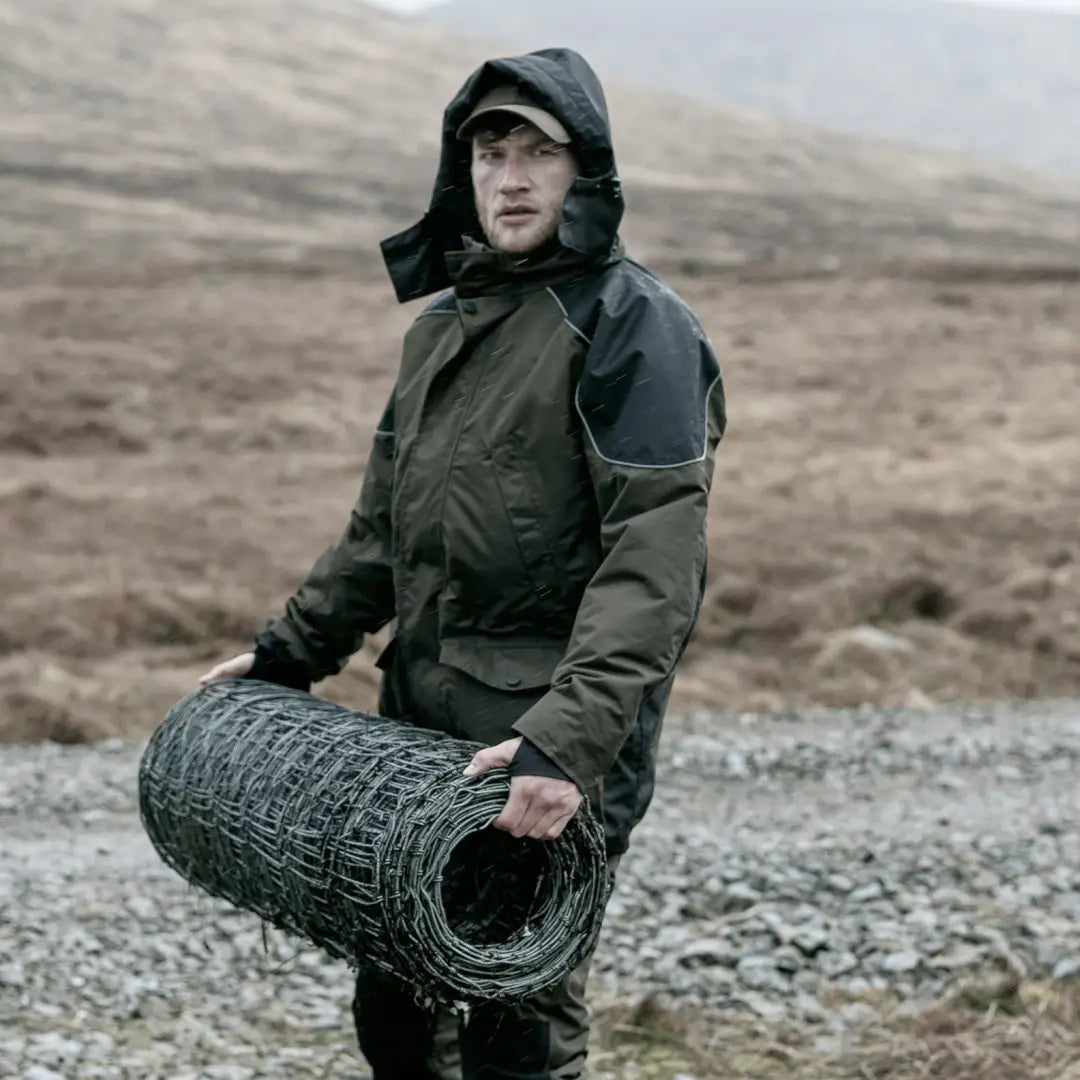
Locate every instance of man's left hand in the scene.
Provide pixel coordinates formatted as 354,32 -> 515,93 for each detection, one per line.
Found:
463,736 -> 583,841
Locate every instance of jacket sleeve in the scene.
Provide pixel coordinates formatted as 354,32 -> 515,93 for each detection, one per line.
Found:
511,286 -> 725,792
256,391 -> 398,683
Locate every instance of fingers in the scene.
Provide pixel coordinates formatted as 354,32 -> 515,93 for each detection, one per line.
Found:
493,777 -> 582,841
462,747 -> 498,777
199,662 -> 229,685
461,744 -> 582,841
198,663 -> 225,686
200,662 -> 231,684
528,806 -> 574,842
494,784 -> 529,835
198,652 -> 254,686
462,736 -> 523,777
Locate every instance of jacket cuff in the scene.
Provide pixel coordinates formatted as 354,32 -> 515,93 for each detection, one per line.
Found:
246,631 -> 313,692
509,738 -> 577,788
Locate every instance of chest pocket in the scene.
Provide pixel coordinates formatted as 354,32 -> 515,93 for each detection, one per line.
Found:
487,436 -> 565,604
436,430 -> 571,638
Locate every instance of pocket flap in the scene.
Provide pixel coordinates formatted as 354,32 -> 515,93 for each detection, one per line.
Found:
438,637 -> 565,692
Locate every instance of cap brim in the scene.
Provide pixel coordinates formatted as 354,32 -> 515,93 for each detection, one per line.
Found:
456,104 -> 570,145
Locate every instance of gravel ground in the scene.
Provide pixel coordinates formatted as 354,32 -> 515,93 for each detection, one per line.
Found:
2,698 -> 1080,1078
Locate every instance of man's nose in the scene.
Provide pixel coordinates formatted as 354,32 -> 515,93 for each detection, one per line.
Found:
497,158 -> 531,191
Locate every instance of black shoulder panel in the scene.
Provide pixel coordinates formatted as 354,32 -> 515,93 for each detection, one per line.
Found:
567,260 -> 723,468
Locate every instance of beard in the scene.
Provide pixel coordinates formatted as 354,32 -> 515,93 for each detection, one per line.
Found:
479,204 -> 562,255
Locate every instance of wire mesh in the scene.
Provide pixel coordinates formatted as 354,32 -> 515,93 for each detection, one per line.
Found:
137,678 -> 610,1006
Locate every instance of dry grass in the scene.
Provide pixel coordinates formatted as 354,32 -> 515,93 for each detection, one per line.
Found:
589,979 -> 1080,1079
1,256 -> 1078,742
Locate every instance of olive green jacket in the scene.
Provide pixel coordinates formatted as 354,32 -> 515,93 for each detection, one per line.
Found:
253,48 -> 726,854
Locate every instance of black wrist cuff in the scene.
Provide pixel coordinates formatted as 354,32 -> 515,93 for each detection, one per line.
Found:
246,631 -> 313,693
508,738 -> 575,784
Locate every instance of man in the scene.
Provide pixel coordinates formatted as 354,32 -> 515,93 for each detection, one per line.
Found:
201,47 -> 725,1080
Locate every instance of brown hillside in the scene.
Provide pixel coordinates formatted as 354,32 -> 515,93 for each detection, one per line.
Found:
1,0 -> 1078,741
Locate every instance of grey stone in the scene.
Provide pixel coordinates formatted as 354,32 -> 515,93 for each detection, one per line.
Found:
1053,956 -> 1080,980
125,895 -> 158,921
905,908 -> 938,931
928,945 -> 985,971
838,1002 -> 879,1028
818,950 -> 859,977
699,966 -> 736,991
736,954 -> 786,992
849,881 -> 884,903
29,1032 -> 85,1063
930,886 -> 970,909
723,881 -> 763,910
792,969 -> 822,994
202,1067 -> 255,1080
150,939 -> 181,962
877,951 -> 921,974
734,990 -> 787,1022
773,945 -> 806,973
935,772 -> 966,791
1017,875 -> 1050,901
0,962 -> 25,988
676,938 -> 738,968
82,1032 -> 117,1055
792,928 -> 830,957
723,750 -> 751,780
795,993 -> 828,1023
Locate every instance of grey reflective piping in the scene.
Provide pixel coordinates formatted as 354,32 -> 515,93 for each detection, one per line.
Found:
373,430 -> 395,439
574,372 -> 722,469
545,287 -> 592,345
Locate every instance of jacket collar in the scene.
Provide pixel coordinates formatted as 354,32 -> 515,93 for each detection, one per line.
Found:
445,236 -> 622,298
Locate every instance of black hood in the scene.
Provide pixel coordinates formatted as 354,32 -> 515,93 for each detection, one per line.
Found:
380,48 -> 624,303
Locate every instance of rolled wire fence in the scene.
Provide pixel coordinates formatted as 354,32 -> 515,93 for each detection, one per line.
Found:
138,678 -> 610,1007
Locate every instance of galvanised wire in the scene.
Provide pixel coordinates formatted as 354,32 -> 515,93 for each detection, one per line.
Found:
137,678 -> 610,1006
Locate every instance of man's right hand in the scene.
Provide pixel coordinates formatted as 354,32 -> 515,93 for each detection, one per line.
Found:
198,652 -> 255,686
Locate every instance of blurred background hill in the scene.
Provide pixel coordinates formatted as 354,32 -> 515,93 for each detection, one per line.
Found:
424,0 -> 1080,176
1,0 -> 1078,743
2,0 -> 1078,266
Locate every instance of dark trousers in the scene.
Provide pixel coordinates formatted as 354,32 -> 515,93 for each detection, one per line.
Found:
353,977 -> 553,1080
351,858 -> 618,1080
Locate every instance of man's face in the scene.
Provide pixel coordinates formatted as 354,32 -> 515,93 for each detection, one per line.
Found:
471,122 -> 578,255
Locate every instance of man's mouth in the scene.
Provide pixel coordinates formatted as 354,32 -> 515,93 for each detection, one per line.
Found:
497,207 -> 538,224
